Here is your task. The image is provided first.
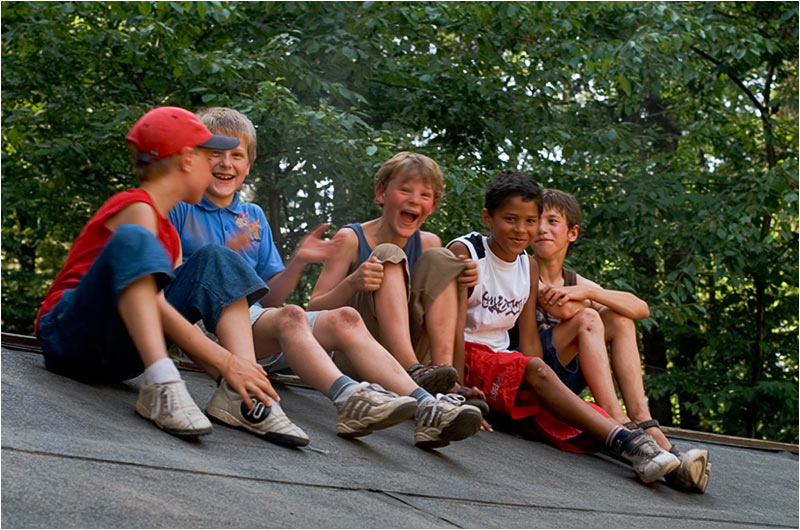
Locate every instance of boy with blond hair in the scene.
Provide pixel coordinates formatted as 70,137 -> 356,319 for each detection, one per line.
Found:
532,188 -> 711,492
168,108 -> 481,448
36,107 -> 277,439
309,152 -> 484,407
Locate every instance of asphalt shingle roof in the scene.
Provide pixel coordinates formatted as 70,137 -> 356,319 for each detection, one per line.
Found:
2,346 -> 798,528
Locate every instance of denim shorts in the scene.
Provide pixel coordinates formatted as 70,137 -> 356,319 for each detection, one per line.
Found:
540,327 -> 587,394
39,224 -> 267,382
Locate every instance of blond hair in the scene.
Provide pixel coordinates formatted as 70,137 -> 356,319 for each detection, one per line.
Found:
374,151 -> 444,206
196,107 -> 257,163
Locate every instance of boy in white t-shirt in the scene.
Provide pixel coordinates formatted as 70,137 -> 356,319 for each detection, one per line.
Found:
447,170 -> 679,485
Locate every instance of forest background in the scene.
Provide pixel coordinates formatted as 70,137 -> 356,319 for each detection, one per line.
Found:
2,1 -> 797,443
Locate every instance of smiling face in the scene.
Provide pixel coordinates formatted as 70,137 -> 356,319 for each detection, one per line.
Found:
533,206 -> 579,260
204,136 -> 251,207
376,172 -> 437,239
482,196 -> 540,262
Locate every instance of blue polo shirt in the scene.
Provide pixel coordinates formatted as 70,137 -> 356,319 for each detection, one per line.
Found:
169,193 -> 285,283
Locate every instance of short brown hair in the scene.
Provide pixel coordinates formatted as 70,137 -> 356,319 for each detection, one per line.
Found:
126,141 -> 178,181
196,107 -> 257,163
373,151 -> 444,206
541,188 -> 582,254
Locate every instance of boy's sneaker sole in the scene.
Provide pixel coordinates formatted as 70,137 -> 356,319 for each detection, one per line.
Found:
206,404 -> 309,447
408,364 -> 458,395
665,448 -> 710,493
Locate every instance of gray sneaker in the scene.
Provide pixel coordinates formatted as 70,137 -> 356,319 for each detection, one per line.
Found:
407,363 -> 458,395
414,394 -> 482,449
206,380 -> 310,447
336,382 -> 418,438
665,447 -> 711,493
621,429 -> 681,483
136,380 -> 213,437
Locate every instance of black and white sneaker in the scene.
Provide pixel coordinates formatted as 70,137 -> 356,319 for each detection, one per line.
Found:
620,429 -> 681,483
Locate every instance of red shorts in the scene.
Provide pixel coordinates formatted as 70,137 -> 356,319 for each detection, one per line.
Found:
464,341 -> 608,453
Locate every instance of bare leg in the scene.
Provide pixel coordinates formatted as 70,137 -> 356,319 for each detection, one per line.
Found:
522,357 -> 619,441
373,261 -> 418,369
117,275 -> 168,368
601,308 -> 671,450
424,280 -> 459,367
252,305 -> 341,393
313,307 -> 417,396
552,308 -> 629,422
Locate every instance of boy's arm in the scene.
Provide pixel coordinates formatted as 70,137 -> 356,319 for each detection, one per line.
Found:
156,293 -> 279,406
308,228 -> 376,310
541,275 -> 650,320
260,223 -> 338,307
518,258 -> 544,358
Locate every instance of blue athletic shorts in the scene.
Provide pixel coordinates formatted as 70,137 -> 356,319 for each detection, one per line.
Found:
540,327 -> 587,394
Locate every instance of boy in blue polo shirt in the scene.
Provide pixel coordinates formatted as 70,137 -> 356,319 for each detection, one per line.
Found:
168,107 -> 482,449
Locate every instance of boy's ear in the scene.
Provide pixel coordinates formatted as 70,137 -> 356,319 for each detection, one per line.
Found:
480,208 -> 492,230
568,224 -> 579,242
178,146 -> 196,172
375,186 -> 385,207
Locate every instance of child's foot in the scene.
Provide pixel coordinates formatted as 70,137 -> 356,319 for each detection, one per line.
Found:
136,380 -> 213,436
665,446 -> 711,493
414,394 -> 482,449
206,379 -> 309,447
336,382 -> 418,438
407,363 -> 458,394
620,429 -> 681,483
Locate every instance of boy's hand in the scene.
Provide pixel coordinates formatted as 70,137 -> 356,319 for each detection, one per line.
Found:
221,353 -> 280,408
456,254 -> 478,289
226,229 -> 252,252
539,284 -> 590,307
349,256 -> 384,291
293,223 -> 339,264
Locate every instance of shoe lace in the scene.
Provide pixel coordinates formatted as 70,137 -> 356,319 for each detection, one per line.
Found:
152,385 -> 177,419
357,382 -> 398,398
626,432 -> 660,459
421,393 -> 464,426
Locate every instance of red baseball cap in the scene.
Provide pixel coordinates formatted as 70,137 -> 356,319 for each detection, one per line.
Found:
126,106 -> 239,159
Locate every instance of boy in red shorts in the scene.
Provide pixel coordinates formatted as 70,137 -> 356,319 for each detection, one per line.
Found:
447,170 -> 680,484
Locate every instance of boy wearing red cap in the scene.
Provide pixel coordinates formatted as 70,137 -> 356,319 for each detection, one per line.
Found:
36,107 -> 290,441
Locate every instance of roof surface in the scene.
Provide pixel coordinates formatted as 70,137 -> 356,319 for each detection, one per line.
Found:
2,346 -> 798,528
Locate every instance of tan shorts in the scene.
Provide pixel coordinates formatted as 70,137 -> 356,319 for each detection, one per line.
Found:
341,243 -> 466,370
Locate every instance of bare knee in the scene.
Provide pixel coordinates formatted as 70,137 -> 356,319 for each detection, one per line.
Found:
603,309 -> 635,334
575,307 -> 603,335
525,357 -> 557,391
325,306 -> 364,330
276,304 -> 309,330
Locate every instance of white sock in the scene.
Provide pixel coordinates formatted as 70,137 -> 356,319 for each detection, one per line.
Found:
142,358 -> 181,386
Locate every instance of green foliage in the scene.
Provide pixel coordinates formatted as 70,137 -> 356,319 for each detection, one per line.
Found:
2,1 -> 797,442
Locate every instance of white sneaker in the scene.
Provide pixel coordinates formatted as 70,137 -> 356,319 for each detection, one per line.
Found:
336,382 -> 418,438
136,380 -> 213,436
414,394 -> 482,449
206,380 -> 309,447
621,429 -> 681,483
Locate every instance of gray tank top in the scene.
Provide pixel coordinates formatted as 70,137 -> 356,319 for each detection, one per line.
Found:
344,223 -> 423,272
536,268 -> 577,331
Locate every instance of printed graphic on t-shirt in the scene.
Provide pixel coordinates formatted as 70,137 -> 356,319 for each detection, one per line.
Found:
481,291 -> 525,316
235,212 -> 261,241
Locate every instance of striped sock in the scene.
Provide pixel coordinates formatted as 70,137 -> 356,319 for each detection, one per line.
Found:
410,387 -> 435,415
327,375 -> 359,408
605,425 -> 632,455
